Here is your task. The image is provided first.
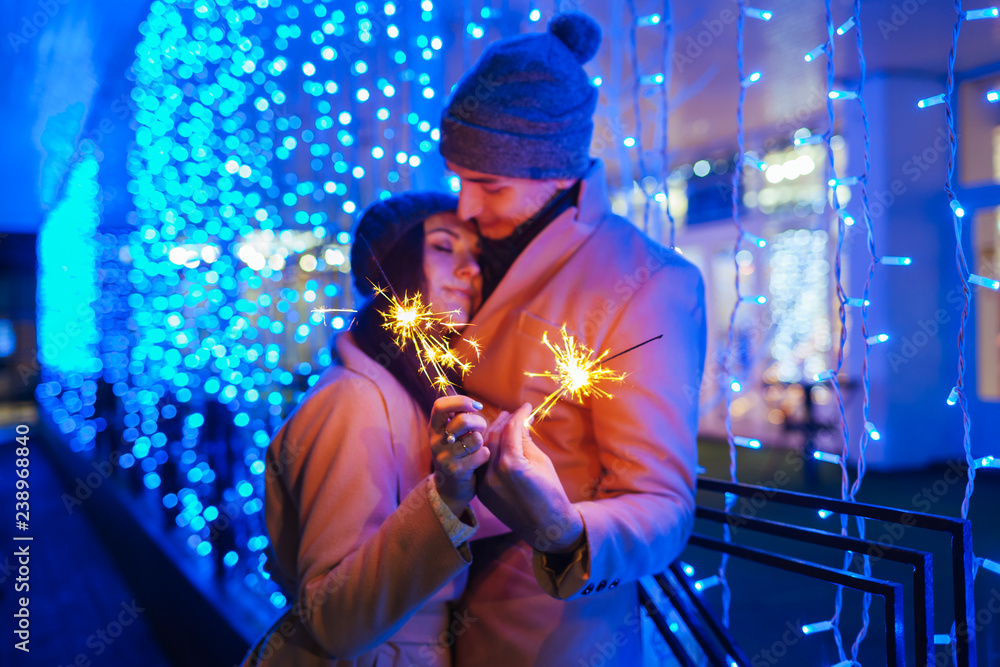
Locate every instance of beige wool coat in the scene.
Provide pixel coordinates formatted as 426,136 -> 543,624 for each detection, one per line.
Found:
242,332 -> 501,667
451,159 -> 708,666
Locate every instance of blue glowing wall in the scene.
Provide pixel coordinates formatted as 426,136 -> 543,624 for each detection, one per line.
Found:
37,155 -> 102,378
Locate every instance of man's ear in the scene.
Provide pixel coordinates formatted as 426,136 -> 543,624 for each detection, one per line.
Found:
554,178 -> 577,190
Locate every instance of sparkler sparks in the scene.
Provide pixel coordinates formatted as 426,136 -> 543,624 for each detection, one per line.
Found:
351,233 -> 478,394
311,307 -> 357,326
525,326 -> 628,421
312,308 -> 358,315
376,286 -> 479,393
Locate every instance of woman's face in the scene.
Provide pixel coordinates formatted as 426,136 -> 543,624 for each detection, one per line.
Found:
422,211 -> 482,325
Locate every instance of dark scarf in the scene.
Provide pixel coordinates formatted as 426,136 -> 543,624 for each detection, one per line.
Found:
477,180 -> 582,302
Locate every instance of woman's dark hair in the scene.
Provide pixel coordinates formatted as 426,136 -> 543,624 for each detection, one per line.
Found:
348,222 -> 442,415
344,192 -> 459,414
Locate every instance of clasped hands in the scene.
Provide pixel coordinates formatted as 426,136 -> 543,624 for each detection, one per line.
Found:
429,396 -> 585,554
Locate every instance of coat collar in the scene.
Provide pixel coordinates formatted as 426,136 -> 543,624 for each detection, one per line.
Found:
334,330 -> 400,392
454,159 -> 611,359
573,159 -> 612,227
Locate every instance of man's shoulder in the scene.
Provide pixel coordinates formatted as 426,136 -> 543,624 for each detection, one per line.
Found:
578,212 -> 701,280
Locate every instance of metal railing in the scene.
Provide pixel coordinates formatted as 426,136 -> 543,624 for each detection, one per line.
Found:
638,477 -> 977,667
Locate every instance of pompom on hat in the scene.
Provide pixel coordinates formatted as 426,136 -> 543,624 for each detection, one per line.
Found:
440,11 -> 602,180
349,191 -> 458,298
548,11 -> 602,64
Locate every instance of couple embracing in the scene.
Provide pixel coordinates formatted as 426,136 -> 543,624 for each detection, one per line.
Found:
243,10 -> 706,667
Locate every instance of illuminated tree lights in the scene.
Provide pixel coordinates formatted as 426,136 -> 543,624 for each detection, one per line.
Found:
36,0 -> 453,607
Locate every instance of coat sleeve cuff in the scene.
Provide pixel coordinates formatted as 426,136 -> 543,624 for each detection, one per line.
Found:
532,520 -> 592,599
425,475 -> 479,549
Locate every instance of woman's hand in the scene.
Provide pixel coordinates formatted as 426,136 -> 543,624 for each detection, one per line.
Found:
477,403 -> 584,553
429,395 -> 491,517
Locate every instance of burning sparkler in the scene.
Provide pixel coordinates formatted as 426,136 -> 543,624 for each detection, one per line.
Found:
376,285 -> 480,394
334,233 -> 479,396
525,327 -> 624,421
525,328 -> 662,421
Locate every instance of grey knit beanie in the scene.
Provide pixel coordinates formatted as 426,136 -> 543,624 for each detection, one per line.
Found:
350,191 -> 458,298
440,11 -> 601,180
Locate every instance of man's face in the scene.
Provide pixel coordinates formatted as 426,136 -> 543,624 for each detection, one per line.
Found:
446,161 -> 575,240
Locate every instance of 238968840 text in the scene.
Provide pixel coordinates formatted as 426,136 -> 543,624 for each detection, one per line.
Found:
13,423 -> 32,654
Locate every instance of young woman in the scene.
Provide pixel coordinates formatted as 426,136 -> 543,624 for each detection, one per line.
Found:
242,192 -> 493,667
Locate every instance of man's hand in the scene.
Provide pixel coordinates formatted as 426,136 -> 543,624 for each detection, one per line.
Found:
476,403 -> 585,553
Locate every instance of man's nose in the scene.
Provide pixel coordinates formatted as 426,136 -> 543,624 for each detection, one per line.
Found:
456,254 -> 481,279
456,186 -> 481,223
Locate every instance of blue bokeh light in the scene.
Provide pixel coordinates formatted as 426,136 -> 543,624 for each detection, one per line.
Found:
34,0 -> 449,612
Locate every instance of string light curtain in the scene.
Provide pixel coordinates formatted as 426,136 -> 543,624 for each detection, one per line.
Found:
933,0 -> 1000,657
718,0 -> 770,628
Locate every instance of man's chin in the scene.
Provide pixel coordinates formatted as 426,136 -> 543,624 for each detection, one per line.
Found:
476,220 -> 519,240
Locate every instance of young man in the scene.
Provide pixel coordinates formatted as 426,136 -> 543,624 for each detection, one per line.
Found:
440,11 -> 707,666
